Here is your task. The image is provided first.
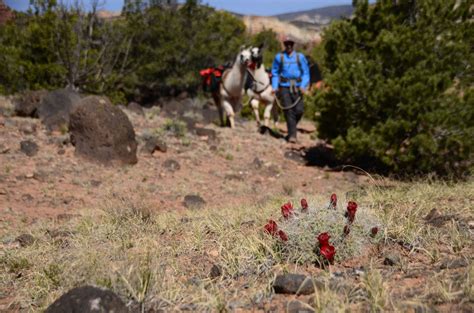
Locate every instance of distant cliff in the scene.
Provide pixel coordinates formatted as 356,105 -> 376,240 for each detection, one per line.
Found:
0,0 -> 15,24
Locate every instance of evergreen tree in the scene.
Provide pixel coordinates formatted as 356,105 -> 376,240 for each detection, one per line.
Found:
310,0 -> 473,176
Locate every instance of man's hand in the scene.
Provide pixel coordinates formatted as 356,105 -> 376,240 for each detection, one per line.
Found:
271,88 -> 279,95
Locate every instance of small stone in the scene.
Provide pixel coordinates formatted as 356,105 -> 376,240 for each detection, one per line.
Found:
21,194 -> 34,202
15,234 -> 35,247
90,180 -> 102,187
208,249 -> 219,258
439,257 -> 469,270
424,208 -> 455,227
384,253 -> 401,266
163,159 -> 180,172
0,189 -> 6,195
20,140 -> 39,157
183,195 -> 205,209
34,170 -> 48,182
55,214 -> 79,221
284,150 -> 305,164
287,300 -> 315,313
0,144 -> 10,154
252,157 -> 264,169
57,149 -> 66,155
19,123 -> 36,135
209,264 -> 222,279
195,127 -> 217,140
273,273 -> 315,295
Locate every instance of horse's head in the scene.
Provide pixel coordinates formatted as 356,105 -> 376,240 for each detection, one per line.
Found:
238,46 -> 252,66
250,44 -> 264,67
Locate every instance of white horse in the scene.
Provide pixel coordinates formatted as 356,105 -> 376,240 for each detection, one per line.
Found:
218,47 -> 252,128
246,45 -> 278,127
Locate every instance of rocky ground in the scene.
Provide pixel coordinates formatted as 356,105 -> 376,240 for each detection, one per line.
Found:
0,94 -> 472,312
0,95 -> 364,226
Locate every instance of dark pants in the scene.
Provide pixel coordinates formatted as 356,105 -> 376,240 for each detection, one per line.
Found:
279,87 -> 304,140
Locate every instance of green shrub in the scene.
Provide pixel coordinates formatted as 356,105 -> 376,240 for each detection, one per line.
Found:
310,0 -> 473,176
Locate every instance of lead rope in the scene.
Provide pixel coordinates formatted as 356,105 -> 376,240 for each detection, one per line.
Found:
275,95 -> 301,110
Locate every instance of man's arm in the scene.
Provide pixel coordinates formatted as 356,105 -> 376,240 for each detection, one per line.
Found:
271,54 -> 281,91
299,54 -> 310,91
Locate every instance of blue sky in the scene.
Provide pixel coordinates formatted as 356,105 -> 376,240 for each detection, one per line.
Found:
5,0 -> 361,16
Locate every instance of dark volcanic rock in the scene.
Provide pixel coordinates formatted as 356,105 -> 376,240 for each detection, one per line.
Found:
20,140 -> 38,157
273,274 -> 315,295
284,150 -> 305,164
142,136 -> 167,154
209,264 -> 222,279
424,208 -> 455,227
384,253 -> 401,266
14,90 -> 47,117
15,234 -> 35,247
69,96 -> 137,165
195,127 -> 217,140
45,285 -> 127,313
183,195 -> 206,209
163,159 -> 180,171
38,89 -> 81,130
439,257 -> 469,270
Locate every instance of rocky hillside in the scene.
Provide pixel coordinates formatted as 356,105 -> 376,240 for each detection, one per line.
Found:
275,4 -> 354,25
242,15 -> 322,44
0,0 -> 14,24
241,5 -> 354,44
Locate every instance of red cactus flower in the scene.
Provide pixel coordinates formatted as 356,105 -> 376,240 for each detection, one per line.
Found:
346,201 -> 358,224
278,230 -> 288,242
264,220 -> 278,236
330,193 -> 337,209
343,225 -> 351,236
301,198 -> 308,212
281,202 -> 294,219
371,226 -> 379,237
320,244 -> 336,262
317,232 -> 331,247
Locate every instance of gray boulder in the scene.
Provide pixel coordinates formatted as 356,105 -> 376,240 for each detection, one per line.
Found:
38,89 -> 81,130
14,90 -> 48,117
69,96 -> 137,165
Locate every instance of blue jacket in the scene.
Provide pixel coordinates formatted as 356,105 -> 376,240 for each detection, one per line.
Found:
271,52 -> 310,90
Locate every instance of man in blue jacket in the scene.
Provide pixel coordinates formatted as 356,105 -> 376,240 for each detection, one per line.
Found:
271,36 -> 310,143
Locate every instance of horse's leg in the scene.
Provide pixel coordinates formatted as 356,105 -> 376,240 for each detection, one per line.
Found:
214,92 -> 225,127
222,99 -> 235,128
250,98 -> 261,126
263,101 -> 273,127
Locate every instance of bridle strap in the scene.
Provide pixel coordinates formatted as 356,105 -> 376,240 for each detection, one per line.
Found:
246,68 -> 271,94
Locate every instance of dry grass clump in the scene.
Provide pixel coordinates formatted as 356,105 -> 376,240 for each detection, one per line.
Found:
0,179 -> 473,311
364,179 -> 473,257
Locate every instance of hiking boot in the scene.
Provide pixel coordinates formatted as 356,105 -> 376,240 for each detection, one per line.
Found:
287,137 -> 297,144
